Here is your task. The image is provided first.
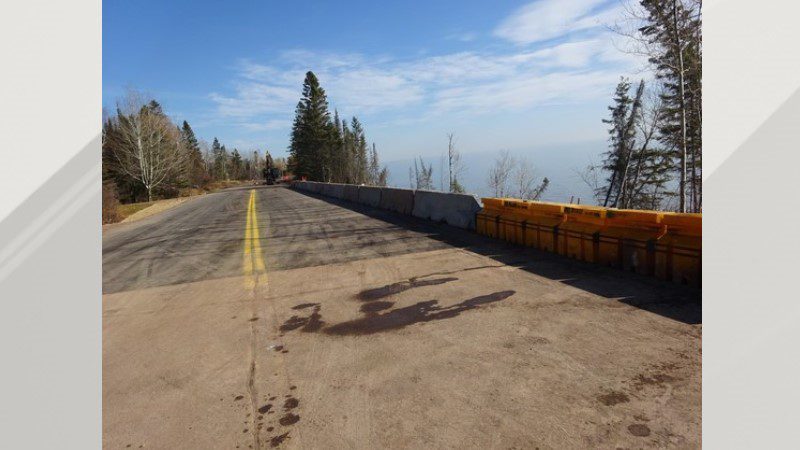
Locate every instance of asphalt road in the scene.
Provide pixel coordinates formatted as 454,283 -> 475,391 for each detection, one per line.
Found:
103,185 -> 701,449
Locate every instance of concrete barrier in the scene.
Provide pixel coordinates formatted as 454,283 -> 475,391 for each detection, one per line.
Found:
329,183 -> 345,199
412,190 -> 482,230
379,187 -> 415,215
321,183 -> 334,197
358,186 -> 382,208
343,184 -> 360,202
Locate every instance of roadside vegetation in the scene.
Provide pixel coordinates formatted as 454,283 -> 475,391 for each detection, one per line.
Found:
585,0 -> 702,212
102,91 -> 286,223
288,71 -> 390,186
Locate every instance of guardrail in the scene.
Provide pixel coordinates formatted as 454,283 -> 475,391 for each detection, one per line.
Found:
291,181 -> 700,287
291,181 -> 481,230
477,198 -> 701,287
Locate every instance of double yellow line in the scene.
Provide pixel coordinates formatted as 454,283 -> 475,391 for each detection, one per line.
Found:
243,189 -> 267,288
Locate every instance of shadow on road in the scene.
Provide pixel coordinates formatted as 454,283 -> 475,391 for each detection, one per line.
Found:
292,188 -> 701,326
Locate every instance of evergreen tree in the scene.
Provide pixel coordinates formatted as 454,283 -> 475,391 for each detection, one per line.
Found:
211,138 -> 228,180
351,117 -> 368,184
330,109 -> 346,182
638,0 -> 702,211
341,120 -> 354,183
289,71 -> 333,180
146,100 -> 164,116
181,120 -> 205,186
285,72 -> 390,185
230,148 -> 243,180
600,78 -> 644,207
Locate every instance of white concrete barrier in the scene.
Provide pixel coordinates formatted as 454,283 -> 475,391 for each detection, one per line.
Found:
412,190 -> 482,230
295,182 -> 479,230
379,187 -> 415,215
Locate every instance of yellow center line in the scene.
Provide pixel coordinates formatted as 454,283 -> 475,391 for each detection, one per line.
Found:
243,189 -> 267,288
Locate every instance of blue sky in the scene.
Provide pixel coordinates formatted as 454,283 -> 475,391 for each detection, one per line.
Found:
103,0 -> 644,168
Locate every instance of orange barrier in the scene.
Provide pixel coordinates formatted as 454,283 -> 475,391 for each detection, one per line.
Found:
477,198 -> 701,287
559,205 -> 606,263
599,209 -> 666,275
524,202 -> 567,253
656,213 -> 702,286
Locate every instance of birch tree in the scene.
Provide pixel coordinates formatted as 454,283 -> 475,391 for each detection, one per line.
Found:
488,150 -> 514,197
511,156 -> 549,200
447,133 -> 466,193
107,92 -> 186,202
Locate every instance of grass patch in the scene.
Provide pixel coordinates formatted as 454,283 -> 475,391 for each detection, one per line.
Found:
117,201 -> 154,220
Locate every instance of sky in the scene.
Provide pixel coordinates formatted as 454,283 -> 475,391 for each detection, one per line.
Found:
103,0 -> 646,195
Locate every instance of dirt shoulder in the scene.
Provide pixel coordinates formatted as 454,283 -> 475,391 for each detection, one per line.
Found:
120,197 -> 194,223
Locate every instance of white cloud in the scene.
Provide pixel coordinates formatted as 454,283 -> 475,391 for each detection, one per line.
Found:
209,82 -> 297,118
529,40 -> 607,68
494,0 -> 619,45
430,69 -> 621,113
209,1 -> 644,131
239,119 -> 291,131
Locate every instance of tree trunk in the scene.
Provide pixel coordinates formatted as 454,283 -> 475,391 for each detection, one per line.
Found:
674,0 -> 689,213
603,169 -> 618,207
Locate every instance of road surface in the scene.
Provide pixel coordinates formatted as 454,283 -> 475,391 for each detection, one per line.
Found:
103,185 -> 701,449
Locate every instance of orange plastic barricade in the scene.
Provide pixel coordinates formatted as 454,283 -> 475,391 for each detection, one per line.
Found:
477,198 -> 504,239
598,209 -> 666,275
524,202 -> 567,253
656,213 -> 702,286
558,205 -> 607,262
498,199 -> 529,245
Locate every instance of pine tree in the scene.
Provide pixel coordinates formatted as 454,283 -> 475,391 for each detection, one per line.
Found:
330,109 -> 347,183
285,72 -> 390,186
351,117 -> 368,184
289,71 -> 333,181
230,149 -> 243,180
211,138 -> 228,180
600,78 -> 644,207
181,120 -> 205,187
146,100 -> 164,116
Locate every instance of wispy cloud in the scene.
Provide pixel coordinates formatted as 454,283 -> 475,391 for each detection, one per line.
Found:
209,0 -> 640,132
239,119 -> 291,131
494,0 -> 621,45
209,83 -> 297,118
